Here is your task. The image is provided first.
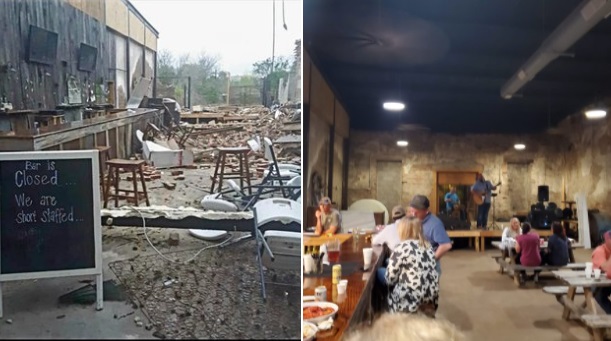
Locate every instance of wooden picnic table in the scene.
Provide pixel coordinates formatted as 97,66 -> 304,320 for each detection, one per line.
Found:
551,270 -> 587,278
556,275 -> 611,319
303,234 -> 383,341
491,240 -> 583,251
551,272 -> 611,341
480,229 -> 553,251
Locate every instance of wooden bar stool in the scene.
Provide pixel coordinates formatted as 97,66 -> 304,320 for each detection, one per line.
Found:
210,147 -> 252,195
95,146 -> 111,201
104,159 -> 150,208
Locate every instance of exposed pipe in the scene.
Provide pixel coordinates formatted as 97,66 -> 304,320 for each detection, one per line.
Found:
501,0 -> 611,99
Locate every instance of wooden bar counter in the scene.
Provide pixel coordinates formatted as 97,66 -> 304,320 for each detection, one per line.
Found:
303,234 -> 383,341
0,108 -> 162,158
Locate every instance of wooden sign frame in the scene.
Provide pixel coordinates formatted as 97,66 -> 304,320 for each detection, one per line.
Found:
0,150 -> 103,317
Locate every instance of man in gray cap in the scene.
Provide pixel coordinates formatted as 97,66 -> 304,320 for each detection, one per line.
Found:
315,197 -> 341,236
409,195 -> 452,275
373,205 -> 407,285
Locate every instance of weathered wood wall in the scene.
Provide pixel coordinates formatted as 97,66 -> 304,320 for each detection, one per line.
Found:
0,0 -> 114,110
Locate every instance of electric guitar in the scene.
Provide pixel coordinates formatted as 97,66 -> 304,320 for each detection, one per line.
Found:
472,182 -> 501,206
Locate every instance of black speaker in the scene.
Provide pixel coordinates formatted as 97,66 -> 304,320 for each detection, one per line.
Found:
538,185 -> 549,202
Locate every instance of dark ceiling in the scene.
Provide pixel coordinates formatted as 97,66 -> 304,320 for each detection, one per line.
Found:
304,0 -> 611,134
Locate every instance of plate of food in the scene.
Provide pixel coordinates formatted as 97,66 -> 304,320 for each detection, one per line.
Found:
303,321 -> 318,341
303,302 -> 339,324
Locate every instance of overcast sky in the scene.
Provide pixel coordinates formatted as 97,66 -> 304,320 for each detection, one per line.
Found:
131,0 -> 302,76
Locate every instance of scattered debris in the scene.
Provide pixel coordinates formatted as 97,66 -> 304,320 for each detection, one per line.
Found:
6,319 -> 12,324
168,233 -> 180,246
162,182 -> 176,190
108,244 -> 300,339
152,331 -> 166,339
56,315 -> 66,319
116,311 -> 135,320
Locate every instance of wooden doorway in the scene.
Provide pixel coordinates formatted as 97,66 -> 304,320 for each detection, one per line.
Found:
376,160 -> 402,215
434,171 -> 479,222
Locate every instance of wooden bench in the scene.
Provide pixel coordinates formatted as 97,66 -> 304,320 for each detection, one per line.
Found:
581,315 -> 611,341
543,286 -> 585,300
543,285 -> 587,321
496,258 -> 586,286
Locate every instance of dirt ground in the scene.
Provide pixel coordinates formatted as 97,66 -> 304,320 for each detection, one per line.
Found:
100,165 -> 300,339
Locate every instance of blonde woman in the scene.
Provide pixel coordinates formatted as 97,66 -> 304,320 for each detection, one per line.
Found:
344,313 -> 465,341
385,217 -> 440,314
501,217 -> 522,258
502,217 -> 522,242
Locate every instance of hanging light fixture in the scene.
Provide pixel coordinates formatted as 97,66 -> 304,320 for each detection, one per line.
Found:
585,108 -> 607,119
384,102 -> 405,111
397,140 -> 408,147
514,143 -> 526,150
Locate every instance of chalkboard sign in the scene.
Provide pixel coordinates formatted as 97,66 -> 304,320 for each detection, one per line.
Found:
0,151 -> 103,317
0,158 -> 97,274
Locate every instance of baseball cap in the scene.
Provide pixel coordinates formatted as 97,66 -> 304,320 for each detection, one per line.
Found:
391,206 -> 406,220
319,197 -> 332,205
409,195 -> 430,210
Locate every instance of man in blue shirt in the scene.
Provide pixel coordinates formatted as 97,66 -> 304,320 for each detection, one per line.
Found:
444,187 -> 460,215
408,195 -> 452,275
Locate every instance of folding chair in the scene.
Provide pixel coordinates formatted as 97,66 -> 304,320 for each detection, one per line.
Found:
251,199 -> 301,299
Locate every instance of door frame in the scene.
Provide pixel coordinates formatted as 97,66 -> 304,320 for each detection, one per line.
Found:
432,169 -> 481,215
371,155 -> 405,209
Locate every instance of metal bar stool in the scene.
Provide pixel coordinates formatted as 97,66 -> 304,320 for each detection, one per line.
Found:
210,147 -> 252,195
104,159 -> 150,208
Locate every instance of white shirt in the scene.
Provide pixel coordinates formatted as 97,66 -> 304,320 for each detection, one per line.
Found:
501,226 -> 522,249
372,222 -> 401,250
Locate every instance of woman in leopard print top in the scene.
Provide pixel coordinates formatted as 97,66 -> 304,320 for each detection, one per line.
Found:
385,216 -> 440,314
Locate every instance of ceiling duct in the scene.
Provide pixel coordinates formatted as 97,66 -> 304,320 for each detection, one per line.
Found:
501,0 -> 611,99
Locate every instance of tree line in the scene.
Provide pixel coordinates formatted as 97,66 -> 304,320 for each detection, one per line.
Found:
156,39 -> 300,107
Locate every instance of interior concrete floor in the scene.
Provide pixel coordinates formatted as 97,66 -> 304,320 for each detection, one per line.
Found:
437,246 -> 595,341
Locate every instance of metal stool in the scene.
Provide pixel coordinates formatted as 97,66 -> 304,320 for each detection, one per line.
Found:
210,147 -> 252,195
104,159 -> 150,208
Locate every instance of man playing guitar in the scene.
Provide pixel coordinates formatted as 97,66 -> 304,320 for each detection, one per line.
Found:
471,173 -> 501,229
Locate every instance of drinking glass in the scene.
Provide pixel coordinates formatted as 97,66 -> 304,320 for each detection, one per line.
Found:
326,239 -> 341,263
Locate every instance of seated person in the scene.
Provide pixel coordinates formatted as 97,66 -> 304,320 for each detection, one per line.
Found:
372,205 -> 406,250
444,187 -> 460,216
501,217 -> 522,258
593,231 -> 611,313
314,197 -> 341,236
385,217 -> 439,315
542,221 -> 569,266
514,222 -> 542,281
372,205 -> 406,286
